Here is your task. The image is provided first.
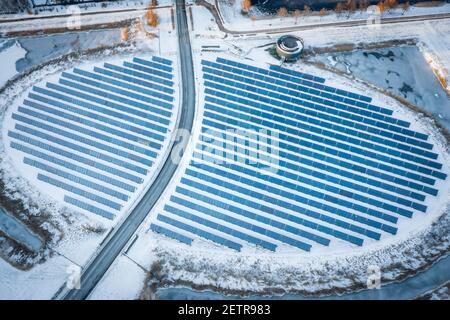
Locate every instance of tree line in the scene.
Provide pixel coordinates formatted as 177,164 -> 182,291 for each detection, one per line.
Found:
242,0 -> 412,18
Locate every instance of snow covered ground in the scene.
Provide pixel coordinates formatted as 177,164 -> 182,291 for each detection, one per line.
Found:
0,41 -> 26,88
311,45 -> 450,130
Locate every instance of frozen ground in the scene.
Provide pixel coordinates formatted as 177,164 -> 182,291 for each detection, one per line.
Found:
15,29 -> 123,73
0,40 -> 26,87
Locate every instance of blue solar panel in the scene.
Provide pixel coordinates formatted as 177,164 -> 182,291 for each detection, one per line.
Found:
93,66 -> 174,94
152,56 -> 173,66
196,139 -> 422,217
214,58 -> 393,116
123,61 -> 173,80
204,104 -> 446,179
185,166 -> 376,242
201,70 -> 432,149
24,157 -> 129,201
71,68 -> 174,102
9,131 -> 143,184
201,84 -> 437,161
58,77 -> 173,114
201,118 -> 437,190
164,203 -> 278,251
202,105 -> 445,180
21,101 -> 162,152
10,141 -> 136,192
12,113 -> 151,169
133,57 -> 173,73
103,63 -> 174,87
38,173 -> 122,210
147,57 -> 445,252
27,92 -> 167,139
180,176 -> 333,243
16,124 -> 148,174
157,213 -> 242,251
42,83 -> 171,127
64,196 -> 115,220
171,193 -> 312,251
150,223 -> 193,245
268,64 -> 326,84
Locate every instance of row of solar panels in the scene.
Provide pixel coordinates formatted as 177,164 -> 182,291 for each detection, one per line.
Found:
202,69 -> 433,151
215,58 -> 380,112
202,88 -> 439,168
32,85 -> 169,133
202,103 -> 446,181
9,56 -> 175,220
13,108 -> 158,160
202,60 -> 431,140
171,189 -> 314,251
200,118 -> 439,190
150,58 -> 445,252
10,128 -> 144,183
174,185 -> 330,246
25,95 -> 165,144
19,103 -> 161,154
195,137 -> 426,216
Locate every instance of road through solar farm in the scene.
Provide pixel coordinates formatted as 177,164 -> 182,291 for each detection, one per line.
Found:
1,0 -> 450,300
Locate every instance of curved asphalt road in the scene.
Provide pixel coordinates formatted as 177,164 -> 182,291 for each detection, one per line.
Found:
58,0 -> 195,300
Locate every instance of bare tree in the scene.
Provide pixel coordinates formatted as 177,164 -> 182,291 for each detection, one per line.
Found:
377,1 -> 386,14
146,8 -> 159,27
121,27 -> 129,42
319,8 -> 328,18
402,1 -> 410,14
277,7 -> 288,20
358,0 -> 369,13
241,0 -> 252,14
335,2 -> 345,16
385,0 -> 397,12
293,9 -> 301,24
303,5 -> 311,16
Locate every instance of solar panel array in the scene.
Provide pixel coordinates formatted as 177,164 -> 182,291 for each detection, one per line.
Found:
7,56 -> 175,220
150,57 -> 447,252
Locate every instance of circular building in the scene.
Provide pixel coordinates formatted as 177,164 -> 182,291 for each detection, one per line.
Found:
276,35 -> 304,61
